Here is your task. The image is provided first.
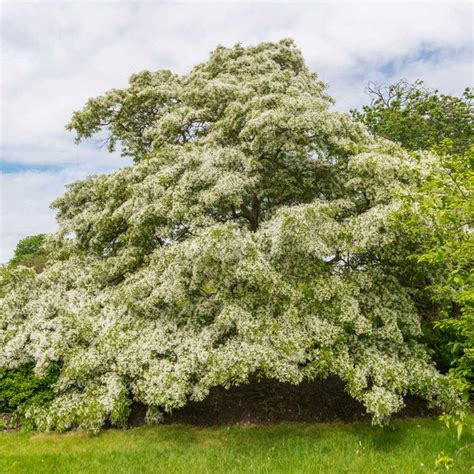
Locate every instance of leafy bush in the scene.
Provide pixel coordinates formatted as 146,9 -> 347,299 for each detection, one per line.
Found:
0,364 -> 59,414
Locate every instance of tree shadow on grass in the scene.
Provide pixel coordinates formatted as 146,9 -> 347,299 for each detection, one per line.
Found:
129,376 -> 439,429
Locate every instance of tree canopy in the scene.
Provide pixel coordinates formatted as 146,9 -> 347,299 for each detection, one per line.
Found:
351,80 -> 473,154
0,40 -> 463,432
7,234 -> 48,273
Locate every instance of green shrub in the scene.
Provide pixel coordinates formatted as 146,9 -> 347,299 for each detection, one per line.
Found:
0,364 -> 59,414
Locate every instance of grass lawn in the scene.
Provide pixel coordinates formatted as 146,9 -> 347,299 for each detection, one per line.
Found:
1,417 -> 473,473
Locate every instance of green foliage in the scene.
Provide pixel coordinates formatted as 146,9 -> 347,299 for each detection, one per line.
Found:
0,364 -> 59,413
351,80 -> 473,154
8,234 -> 48,273
434,451 -> 454,470
399,141 -> 473,391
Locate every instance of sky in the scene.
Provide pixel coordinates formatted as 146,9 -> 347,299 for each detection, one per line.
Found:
1,1 -> 473,262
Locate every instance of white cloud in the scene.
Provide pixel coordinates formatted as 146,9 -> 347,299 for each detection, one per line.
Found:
1,2 -> 472,261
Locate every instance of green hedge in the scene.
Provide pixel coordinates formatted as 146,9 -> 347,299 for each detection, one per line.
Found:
0,364 -> 59,414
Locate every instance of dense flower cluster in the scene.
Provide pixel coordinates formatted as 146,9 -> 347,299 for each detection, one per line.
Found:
0,40 -> 462,431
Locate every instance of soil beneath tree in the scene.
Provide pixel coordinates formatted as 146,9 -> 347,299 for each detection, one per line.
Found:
128,376 -> 440,427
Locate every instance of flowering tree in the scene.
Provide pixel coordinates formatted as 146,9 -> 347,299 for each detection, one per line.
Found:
0,40 -> 462,431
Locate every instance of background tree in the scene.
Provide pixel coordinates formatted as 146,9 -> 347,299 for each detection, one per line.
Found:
1,234 -> 48,298
8,234 -> 48,272
0,41 -> 463,431
351,80 -> 473,154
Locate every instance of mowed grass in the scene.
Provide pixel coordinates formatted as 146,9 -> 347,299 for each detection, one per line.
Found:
1,417 -> 473,473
